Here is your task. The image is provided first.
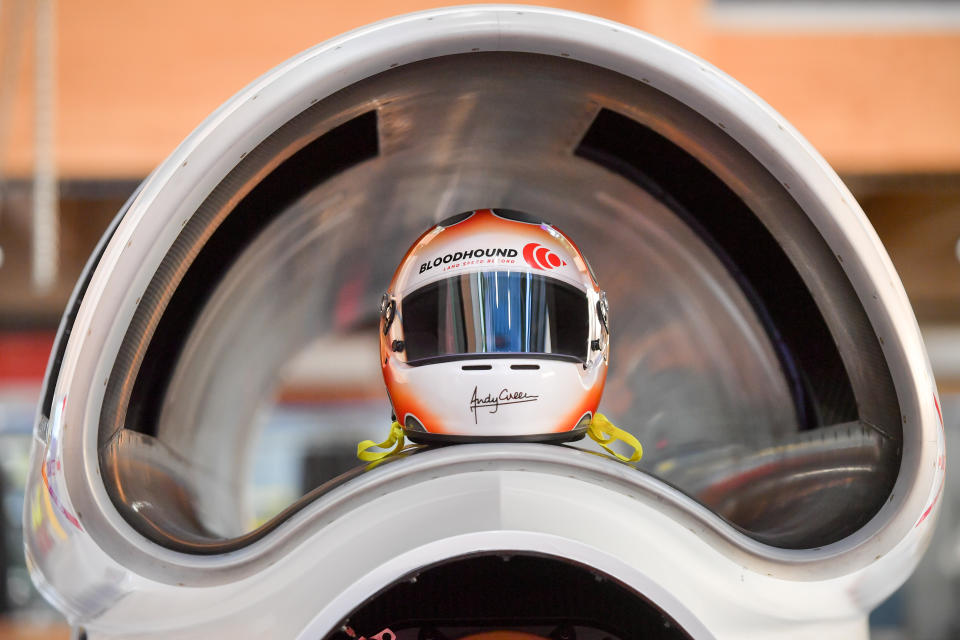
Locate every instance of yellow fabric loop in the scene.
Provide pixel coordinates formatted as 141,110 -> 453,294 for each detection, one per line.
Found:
357,415 -> 641,464
357,421 -> 406,462
588,413 -> 643,462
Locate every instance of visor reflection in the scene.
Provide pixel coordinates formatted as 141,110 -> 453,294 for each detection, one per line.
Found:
402,271 -> 588,362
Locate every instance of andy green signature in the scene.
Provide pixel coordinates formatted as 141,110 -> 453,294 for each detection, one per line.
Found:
469,385 -> 539,423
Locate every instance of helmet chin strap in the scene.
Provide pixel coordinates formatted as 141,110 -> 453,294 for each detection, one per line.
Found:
357,421 -> 406,462
586,413 -> 644,462
355,415 -> 643,464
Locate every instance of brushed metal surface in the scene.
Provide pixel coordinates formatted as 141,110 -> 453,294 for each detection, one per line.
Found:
98,53 -> 900,550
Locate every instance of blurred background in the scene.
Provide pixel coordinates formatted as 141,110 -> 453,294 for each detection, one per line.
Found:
0,0 -> 958,638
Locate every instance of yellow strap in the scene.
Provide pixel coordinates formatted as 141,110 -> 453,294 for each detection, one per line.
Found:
357,415 -> 641,464
588,413 -> 643,462
357,421 -> 406,461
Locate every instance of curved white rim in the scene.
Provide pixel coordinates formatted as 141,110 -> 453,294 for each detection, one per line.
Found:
49,4 -> 942,586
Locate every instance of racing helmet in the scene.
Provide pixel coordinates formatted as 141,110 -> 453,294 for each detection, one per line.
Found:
379,209 -> 610,442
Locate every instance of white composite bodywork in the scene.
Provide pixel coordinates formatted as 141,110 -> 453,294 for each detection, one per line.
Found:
23,5 -> 944,639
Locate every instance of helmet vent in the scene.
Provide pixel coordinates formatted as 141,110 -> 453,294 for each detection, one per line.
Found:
491,208 -> 546,225
461,364 -> 492,371
510,364 -> 541,370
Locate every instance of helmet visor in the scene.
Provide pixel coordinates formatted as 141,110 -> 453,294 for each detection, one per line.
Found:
401,271 -> 589,363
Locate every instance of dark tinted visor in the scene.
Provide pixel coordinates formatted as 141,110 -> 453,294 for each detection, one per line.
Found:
401,271 -> 589,363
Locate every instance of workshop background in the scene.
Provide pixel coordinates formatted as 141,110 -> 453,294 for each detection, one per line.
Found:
1,1 -> 959,638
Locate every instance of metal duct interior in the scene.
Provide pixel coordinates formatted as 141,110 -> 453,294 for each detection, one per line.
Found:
96,53 -> 900,552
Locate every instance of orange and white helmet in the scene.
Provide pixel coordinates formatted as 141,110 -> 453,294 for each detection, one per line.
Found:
379,209 -> 609,442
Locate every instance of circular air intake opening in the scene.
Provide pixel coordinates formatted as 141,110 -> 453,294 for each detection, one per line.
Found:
94,52 -> 901,553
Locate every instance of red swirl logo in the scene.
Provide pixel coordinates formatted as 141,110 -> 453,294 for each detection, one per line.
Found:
523,242 -> 567,270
